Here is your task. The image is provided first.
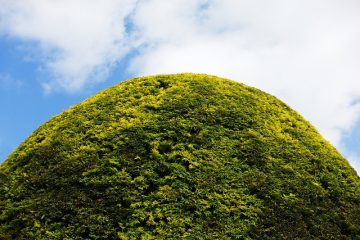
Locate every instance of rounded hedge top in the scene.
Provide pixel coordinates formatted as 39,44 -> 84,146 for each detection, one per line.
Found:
0,73 -> 359,239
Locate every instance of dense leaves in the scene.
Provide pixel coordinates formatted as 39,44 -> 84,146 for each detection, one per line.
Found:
0,74 -> 359,239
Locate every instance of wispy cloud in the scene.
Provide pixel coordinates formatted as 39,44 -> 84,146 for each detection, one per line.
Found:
0,0 -> 138,92
0,73 -> 23,90
1,0 -> 360,172
129,0 -> 360,148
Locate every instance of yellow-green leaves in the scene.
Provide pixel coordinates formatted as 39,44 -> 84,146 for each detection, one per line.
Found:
0,73 -> 359,239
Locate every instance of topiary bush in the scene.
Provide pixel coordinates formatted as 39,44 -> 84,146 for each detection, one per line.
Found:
0,73 -> 359,239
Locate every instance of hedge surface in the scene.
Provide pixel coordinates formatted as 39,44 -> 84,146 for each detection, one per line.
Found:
0,74 -> 359,239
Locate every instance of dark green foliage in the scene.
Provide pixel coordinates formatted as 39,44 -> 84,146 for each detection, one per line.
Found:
0,73 -> 359,239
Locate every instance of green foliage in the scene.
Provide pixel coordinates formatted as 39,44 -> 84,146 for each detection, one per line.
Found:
0,73 -> 359,239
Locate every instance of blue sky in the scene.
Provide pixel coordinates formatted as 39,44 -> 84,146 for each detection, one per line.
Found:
0,0 -> 360,173
0,36 -> 135,161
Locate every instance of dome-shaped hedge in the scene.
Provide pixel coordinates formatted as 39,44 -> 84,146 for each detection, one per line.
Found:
0,74 -> 359,239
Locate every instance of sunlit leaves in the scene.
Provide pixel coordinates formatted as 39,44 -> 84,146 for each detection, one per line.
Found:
0,74 -> 359,239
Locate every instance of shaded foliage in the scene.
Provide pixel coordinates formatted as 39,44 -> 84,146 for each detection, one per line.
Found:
0,73 -> 359,239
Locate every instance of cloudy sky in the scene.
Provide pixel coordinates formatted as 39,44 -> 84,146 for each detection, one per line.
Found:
0,0 -> 359,173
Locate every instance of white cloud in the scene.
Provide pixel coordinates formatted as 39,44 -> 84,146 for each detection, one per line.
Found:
1,0 -> 360,172
0,0 -> 138,92
129,0 -> 360,149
